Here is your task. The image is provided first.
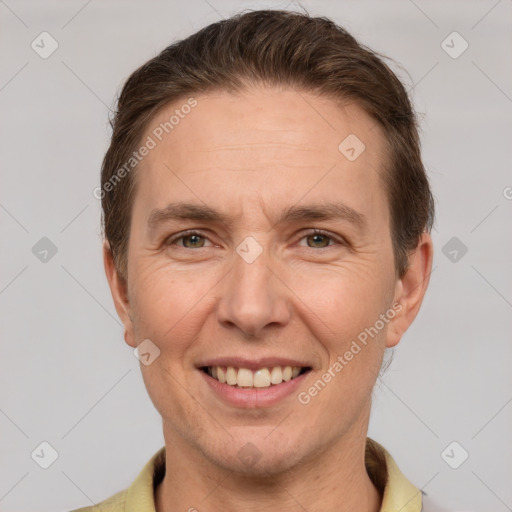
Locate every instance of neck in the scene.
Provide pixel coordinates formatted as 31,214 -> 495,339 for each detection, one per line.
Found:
155,426 -> 382,512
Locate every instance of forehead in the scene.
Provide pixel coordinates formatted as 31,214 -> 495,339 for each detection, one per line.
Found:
134,86 -> 390,228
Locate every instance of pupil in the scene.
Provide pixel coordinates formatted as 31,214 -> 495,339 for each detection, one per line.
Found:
310,234 -> 327,248
186,234 -> 202,247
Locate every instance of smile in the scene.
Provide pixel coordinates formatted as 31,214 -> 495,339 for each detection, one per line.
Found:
202,365 -> 311,388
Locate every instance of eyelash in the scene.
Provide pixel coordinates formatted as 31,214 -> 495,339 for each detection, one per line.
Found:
165,229 -> 346,250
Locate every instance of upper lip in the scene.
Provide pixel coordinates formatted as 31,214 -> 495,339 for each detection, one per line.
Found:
196,357 -> 313,371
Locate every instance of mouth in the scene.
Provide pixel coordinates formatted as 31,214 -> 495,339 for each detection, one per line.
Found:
200,365 -> 312,389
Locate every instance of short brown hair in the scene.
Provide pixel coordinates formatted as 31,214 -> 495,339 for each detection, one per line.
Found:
101,9 -> 434,280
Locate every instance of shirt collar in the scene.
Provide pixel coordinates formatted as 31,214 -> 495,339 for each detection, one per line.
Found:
124,438 -> 422,512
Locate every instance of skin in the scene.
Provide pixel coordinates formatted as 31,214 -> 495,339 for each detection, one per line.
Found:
104,86 -> 433,512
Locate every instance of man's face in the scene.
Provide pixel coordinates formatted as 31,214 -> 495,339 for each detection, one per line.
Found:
117,87 -> 404,474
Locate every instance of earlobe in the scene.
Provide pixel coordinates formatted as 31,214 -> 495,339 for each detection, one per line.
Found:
103,242 -> 137,348
386,233 -> 434,348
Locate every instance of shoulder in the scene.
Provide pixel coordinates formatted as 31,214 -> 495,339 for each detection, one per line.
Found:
366,439 -> 453,512
67,446 -> 165,512
68,488 -> 127,511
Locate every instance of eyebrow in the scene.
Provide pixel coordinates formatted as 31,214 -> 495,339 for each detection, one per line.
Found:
147,201 -> 366,234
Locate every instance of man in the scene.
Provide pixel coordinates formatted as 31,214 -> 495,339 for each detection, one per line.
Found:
76,9 -> 442,512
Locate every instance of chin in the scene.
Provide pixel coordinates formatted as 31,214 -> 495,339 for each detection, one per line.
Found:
217,450 -> 305,478
202,432 -> 308,477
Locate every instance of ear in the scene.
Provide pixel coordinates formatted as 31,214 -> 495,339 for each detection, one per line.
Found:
103,241 -> 137,348
386,232 -> 434,348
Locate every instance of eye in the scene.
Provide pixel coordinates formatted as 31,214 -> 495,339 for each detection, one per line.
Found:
298,229 -> 345,249
165,229 -> 346,251
165,230 -> 213,249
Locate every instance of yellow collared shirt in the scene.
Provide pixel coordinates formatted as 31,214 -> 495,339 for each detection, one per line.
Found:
70,438 -> 440,512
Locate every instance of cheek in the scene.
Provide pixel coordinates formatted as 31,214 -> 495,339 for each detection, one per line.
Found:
128,259 -> 217,349
288,260 -> 392,338
286,262 -> 392,389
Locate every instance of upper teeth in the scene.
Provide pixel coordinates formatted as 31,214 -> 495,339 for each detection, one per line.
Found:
207,366 -> 302,388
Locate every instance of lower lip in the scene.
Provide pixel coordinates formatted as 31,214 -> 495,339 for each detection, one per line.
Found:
199,369 -> 310,408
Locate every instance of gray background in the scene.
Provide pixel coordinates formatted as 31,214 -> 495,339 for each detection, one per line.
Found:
1,1 -> 511,511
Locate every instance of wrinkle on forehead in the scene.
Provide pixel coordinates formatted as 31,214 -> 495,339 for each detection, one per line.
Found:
133,87 -> 390,238
189,141 -> 320,153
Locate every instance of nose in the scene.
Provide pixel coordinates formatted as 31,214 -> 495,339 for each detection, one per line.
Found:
216,242 -> 291,338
